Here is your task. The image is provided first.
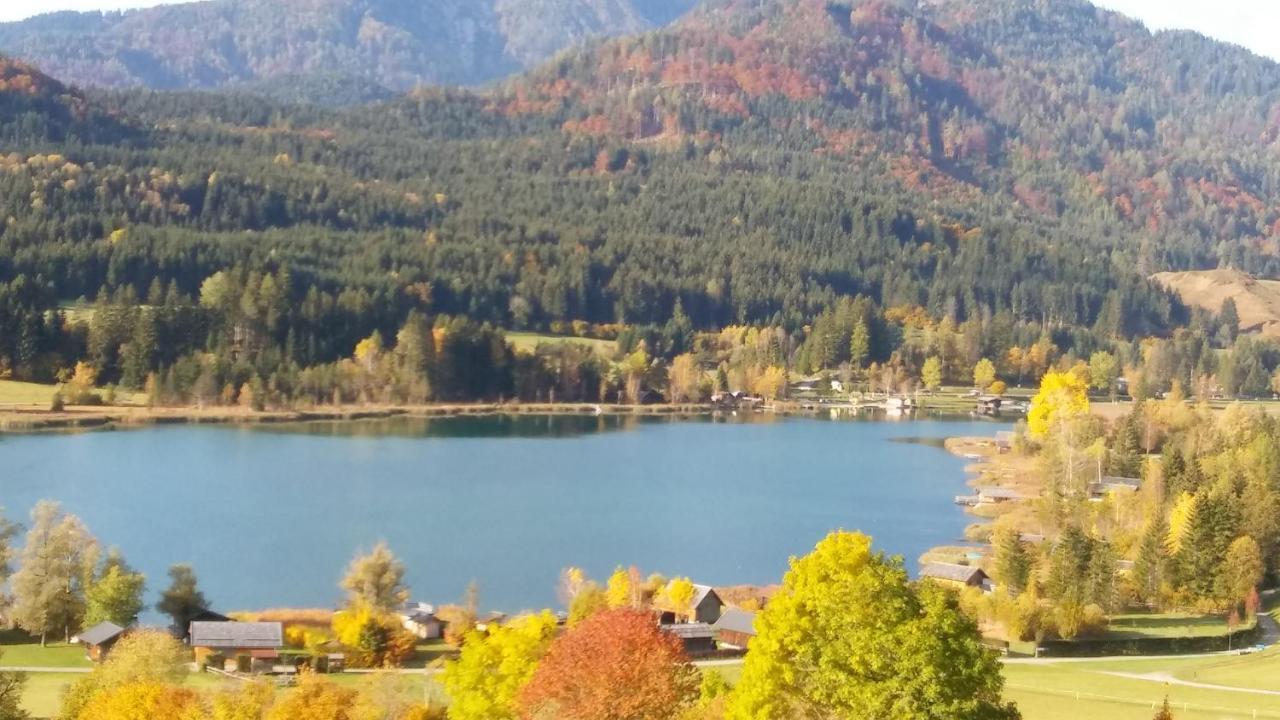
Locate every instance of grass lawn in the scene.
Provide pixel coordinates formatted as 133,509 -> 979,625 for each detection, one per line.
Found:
0,631 -> 92,669
19,673 -> 82,719
506,332 -> 616,357
410,640 -> 457,668
0,380 -> 60,407
1104,612 -> 1240,640
0,379 -> 145,409
1003,661 -> 1280,719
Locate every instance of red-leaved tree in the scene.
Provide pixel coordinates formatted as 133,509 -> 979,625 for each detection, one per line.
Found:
518,608 -> 698,720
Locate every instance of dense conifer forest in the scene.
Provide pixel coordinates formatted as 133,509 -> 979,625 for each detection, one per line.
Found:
3,0 -> 1280,404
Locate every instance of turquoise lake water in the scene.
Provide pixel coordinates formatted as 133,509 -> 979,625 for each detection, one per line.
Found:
0,414 -> 1006,614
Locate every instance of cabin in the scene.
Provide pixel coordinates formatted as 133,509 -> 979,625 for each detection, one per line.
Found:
660,585 -> 724,626
712,608 -> 756,649
1088,476 -> 1141,501
975,396 -> 1003,416
172,608 -> 232,641
976,487 -> 1024,505
75,622 -> 125,662
398,601 -> 444,640
660,623 -> 717,656
189,621 -> 284,673
995,431 -> 1015,454
920,563 -> 991,591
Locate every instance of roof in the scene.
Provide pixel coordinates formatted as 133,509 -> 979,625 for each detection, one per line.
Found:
920,563 -> 989,584
406,611 -> 440,625
77,622 -> 125,647
189,621 -> 283,649
660,623 -> 714,640
1100,476 -> 1141,488
691,584 -> 720,609
978,487 -> 1023,500
712,608 -> 756,636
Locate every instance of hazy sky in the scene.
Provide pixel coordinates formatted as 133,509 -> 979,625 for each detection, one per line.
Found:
0,0 -> 1278,61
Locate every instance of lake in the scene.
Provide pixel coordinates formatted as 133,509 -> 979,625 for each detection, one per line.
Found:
0,414 -> 1006,615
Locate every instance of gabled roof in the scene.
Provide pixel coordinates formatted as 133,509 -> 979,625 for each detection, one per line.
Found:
189,621 -> 283,649
977,487 -> 1023,500
77,621 -> 125,647
660,623 -> 714,640
920,563 -> 989,584
691,584 -> 720,609
712,608 -> 756,636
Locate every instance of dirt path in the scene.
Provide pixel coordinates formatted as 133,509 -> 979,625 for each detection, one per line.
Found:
1099,670 -> 1280,697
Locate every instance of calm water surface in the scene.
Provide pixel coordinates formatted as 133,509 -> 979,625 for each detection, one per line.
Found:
0,415 -> 1006,613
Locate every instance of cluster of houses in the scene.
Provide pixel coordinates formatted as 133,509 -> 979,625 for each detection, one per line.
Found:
73,607 -> 307,676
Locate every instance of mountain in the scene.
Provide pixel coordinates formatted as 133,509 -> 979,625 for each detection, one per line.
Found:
8,0 -> 1280,346
0,0 -> 700,95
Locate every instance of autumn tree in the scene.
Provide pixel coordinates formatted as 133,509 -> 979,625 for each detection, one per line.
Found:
921,357 -> 943,392
442,611 -> 558,720
341,542 -> 409,614
83,551 -> 146,628
668,354 -> 703,404
61,630 -> 189,719
76,682 -> 201,720
727,532 -> 1019,720
518,609 -> 698,720
267,673 -> 359,720
1088,351 -> 1119,398
973,358 -> 996,391
11,501 -> 99,645
155,564 -> 207,638
1218,536 -> 1263,605
605,567 -> 638,609
1027,371 -> 1089,440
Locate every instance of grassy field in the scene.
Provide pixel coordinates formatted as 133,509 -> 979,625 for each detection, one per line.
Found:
0,379 -> 145,409
0,380 -> 61,407
0,631 -> 92,669
1003,657 -> 1280,720
1105,612 -> 1241,639
506,332 -> 617,356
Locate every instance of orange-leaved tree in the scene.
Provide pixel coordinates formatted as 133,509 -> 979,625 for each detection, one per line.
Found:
517,608 -> 698,720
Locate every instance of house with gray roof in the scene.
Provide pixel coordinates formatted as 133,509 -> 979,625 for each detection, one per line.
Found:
74,621 -> 126,662
920,563 -> 991,590
712,608 -> 757,649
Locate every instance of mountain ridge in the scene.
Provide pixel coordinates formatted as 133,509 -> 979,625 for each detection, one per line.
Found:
0,0 -> 701,95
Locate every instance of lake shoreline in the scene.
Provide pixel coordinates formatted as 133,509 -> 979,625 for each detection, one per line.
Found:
0,402 -> 726,434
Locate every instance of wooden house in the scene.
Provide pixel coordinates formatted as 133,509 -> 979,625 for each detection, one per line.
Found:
1088,476 -> 1141,501
660,585 -> 724,626
75,622 -> 125,662
660,623 -> 717,656
712,608 -> 756,649
398,602 -> 444,640
189,621 -> 284,672
920,563 -> 991,591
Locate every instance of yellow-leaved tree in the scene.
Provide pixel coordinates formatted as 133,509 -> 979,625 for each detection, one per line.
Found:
1027,371 -> 1090,440
441,611 -> 558,720
606,567 -> 637,609
655,577 -> 696,617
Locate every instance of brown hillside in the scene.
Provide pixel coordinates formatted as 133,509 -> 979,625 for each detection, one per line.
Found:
1152,269 -> 1280,338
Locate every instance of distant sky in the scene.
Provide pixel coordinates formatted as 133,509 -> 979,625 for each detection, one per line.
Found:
0,0 -> 1278,60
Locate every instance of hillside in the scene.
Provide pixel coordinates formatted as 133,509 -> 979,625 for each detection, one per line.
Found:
0,0 -> 700,94
11,0 -> 1280,359
1153,269 -> 1280,338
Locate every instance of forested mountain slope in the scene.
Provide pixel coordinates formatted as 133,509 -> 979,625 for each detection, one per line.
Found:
6,0 -> 1280,388
0,0 -> 701,93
